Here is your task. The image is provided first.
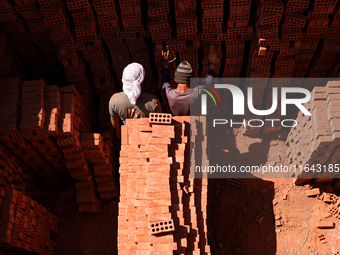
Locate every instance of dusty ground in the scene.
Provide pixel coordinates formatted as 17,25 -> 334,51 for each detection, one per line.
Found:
208,128 -> 340,255
36,128 -> 340,255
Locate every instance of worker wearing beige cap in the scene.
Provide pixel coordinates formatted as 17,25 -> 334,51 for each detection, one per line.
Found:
109,62 -> 162,138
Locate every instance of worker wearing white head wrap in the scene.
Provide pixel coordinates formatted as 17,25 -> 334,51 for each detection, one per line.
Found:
109,62 -> 162,138
122,62 -> 145,105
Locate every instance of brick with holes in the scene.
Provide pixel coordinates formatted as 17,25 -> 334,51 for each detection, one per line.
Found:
149,113 -> 172,124
149,220 -> 174,234
226,178 -> 243,188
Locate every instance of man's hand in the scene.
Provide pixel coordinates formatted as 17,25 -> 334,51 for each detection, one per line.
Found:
161,49 -> 170,68
156,49 -> 176,68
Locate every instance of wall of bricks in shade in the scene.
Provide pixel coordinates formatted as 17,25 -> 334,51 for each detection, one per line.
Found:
1,0 -> 340,114
0,189 -> 60,255
287,81 -> 340,184
0,77 -> 119,214
118,116 -> 210,255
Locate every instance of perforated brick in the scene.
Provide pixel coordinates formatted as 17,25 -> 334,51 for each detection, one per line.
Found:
226,178 -> 243,188
67,0 -> 90,11
60,190 -> 77,200
261,2 -> 284,14
255,214 -> 264,223
149,220 -> 174,234
149,113 -> 172,124
75,213 -> 83,222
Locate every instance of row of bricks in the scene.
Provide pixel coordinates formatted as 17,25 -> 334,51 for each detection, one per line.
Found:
0,189 -> 59,255
287,82 -> 340,167
118,117 -> 210,254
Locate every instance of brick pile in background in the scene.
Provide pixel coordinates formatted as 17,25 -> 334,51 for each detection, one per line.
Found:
109,38 -> 130,87
0,78 -> 101,181
40,0 -> 88,87
118,115 -> 210,254
0,78 -> 119,204
0,28 -> 25,80
200,0 -> 223,77
0,78 -> 59,180
83,40 -> 114,96
287,81 -> 340,185
67,0 -> 97,43
57,44 -> 91,91
149,0 -> 176,94
148,0 -> 170,43
61,132 -> 118,213
1,0 -> 63,83
1,0 -> 340,135
0,143 -> 40,200
0,189 -> 60,255
174,0 -> 199,77
93,0 -> 119,37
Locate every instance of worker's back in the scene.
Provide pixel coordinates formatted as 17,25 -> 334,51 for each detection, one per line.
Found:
109,91 -> 162,124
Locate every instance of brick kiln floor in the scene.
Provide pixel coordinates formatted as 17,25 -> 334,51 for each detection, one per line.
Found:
38,128 -> 339,255
208,128 -> 340,255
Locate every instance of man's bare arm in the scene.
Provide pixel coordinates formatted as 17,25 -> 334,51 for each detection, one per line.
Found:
110,114 -> 121,138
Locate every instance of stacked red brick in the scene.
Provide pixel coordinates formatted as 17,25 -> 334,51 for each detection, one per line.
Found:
225,0 -> 254,78
148,0 -> 171,43
0,143 -> 39,200
39,0 -> 71,46
174,0 -> 199,76
188,116 -> 210,253
147,0 -> 173,92
109,39 -> 130,86
326,82 -> 340,163
83,133 -> 118,200
92,0 -> 118,98
3,0 -> 53,81
60,131 -> 118,212
295,0 -> 335,78
0,78 -> 21,134
118,115 -> 210,254
39,0 -> 89,89
287,81 -> 340,184
94,0 -> 119,38
75,175 -> 101,214
0,189 -> 59,255
0,79 -> 59,180
67,0 -> 97,42
200,0 -> 222,77
249,1 -> 294,134
251,2 -> 284,77
0,29 -> 25,80
28,0 -> 65,80
0,79 -> 98,181
129,39 -> 155,93
262,78 -> 290,134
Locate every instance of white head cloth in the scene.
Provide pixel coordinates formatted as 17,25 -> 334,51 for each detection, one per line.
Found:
122,63 -> 145,105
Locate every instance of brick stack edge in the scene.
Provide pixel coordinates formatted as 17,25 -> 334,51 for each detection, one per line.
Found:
287,81 -> 340,184
0,189 -> 60,255
118,115 -> 210,254
0,77 -> 119,214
